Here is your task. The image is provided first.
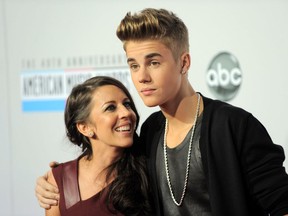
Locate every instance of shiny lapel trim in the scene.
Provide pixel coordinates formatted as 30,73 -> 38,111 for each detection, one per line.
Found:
63,160 -> 80,209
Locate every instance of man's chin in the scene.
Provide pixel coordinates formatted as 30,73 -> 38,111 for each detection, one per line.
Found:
143,101 -> 158,107
139,96 -> 161,107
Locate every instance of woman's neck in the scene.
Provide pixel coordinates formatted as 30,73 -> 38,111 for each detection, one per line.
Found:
78,149 -> 122,200
80,146 -> 122,182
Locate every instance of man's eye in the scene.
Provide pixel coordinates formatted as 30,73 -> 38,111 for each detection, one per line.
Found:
129,64 -> 139,71
149,61 -> 160,67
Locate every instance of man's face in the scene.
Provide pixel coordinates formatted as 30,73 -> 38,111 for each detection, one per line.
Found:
125,40 -> 183,108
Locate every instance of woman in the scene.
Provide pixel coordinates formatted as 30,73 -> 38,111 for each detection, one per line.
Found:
45,76 -> 152,216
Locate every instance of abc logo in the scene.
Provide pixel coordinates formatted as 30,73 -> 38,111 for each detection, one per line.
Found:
206,52 -> 242,101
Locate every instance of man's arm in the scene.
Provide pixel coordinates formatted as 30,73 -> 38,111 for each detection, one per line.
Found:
35,162 -> 60,209
45,170 -> 61,216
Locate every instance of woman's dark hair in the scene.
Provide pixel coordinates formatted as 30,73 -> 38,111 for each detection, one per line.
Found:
65,75 -> 140,156
64,76 -> 152,215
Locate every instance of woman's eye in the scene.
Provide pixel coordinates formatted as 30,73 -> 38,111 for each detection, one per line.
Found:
105,105 -> 116,111
123,101 -> 132,109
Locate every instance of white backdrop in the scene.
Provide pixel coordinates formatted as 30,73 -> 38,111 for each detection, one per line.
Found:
1,0 -> 288,215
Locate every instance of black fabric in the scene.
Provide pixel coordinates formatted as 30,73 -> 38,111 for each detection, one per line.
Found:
140,94 -> 288,216
156,114 -> 211,216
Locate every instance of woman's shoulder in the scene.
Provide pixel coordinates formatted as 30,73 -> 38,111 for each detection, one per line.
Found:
52,158 -> 78,172
52,158 -> 79,185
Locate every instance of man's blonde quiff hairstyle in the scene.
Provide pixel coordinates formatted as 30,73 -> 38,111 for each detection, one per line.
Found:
116,8 -> 189,60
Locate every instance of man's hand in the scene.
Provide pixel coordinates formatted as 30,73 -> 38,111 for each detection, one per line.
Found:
35,162 -> 60,209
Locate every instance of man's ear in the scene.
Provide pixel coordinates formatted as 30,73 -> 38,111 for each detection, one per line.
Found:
181,52 -> 191,74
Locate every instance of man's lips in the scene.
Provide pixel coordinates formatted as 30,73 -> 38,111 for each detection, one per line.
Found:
140,88 -> 156,96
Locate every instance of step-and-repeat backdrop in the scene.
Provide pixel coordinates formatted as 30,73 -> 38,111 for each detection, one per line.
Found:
1,1 -> 287,215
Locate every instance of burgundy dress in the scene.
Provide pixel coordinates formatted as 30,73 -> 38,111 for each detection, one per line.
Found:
52,158 -> 123,216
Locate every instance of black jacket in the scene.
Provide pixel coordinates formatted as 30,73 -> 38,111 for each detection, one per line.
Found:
140,95 -> 288,216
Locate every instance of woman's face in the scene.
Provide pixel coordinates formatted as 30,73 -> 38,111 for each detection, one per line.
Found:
87,85 -> 137,150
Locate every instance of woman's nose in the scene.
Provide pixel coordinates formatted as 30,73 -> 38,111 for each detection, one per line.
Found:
118,105 -> 133,118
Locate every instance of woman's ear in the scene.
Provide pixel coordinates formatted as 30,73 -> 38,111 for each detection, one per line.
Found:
76,122 -> 94,138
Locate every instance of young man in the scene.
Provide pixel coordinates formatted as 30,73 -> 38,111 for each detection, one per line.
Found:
36,8 -> 288,216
